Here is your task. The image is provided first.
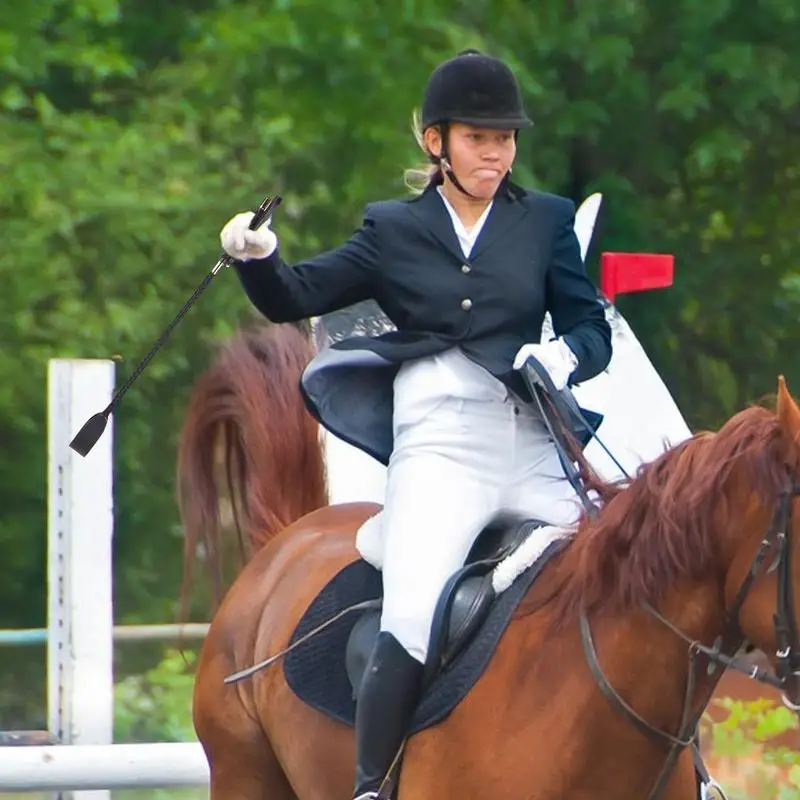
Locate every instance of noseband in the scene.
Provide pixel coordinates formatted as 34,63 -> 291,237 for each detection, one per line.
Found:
581,481 -> 800,799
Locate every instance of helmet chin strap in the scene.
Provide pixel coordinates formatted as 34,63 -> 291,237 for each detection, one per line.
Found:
439,155 -> 512,202
440,157 -> 481,199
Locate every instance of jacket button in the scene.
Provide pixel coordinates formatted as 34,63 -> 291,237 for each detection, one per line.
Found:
461,264 -> 471,273
461,298 -> 473,310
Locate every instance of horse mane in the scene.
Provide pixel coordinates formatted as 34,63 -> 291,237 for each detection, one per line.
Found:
176,321 -> 326,611
531,402 -> 796,631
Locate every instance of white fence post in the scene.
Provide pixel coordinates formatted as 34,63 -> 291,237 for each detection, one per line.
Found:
47,359 -> 115,800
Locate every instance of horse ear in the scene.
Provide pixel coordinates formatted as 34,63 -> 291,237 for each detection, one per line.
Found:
777,375 -> 800,447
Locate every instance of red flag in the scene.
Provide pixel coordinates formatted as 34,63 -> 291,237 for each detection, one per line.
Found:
600,252 -> 674,304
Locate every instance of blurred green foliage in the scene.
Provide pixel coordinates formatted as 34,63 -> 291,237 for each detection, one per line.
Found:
114,648 -> 197,743
703,697 -> 800,798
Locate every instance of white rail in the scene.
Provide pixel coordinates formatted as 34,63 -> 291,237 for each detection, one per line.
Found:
0,742 -> 208,791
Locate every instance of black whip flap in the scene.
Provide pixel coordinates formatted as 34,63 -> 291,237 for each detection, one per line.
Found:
69,194 -> 282,457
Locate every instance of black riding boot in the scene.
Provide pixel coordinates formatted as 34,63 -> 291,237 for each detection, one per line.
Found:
352,631 -> 424,799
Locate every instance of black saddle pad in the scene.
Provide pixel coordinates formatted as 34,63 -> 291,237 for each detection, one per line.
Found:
283,538 -> 567,734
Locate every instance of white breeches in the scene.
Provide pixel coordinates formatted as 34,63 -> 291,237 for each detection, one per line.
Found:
378,395 -> 583,664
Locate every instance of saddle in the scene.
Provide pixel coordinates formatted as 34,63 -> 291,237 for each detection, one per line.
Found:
282,513 -> 568,735
345,513 -> 547,696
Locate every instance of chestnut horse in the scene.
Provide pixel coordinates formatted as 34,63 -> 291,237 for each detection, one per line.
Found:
178,322 -> 800,800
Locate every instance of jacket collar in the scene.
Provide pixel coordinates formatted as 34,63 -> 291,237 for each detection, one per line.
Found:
406,177 -> 530,262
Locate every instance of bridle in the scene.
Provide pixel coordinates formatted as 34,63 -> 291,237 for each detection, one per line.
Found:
519,363 -> 800,798
581,480 -> 800,799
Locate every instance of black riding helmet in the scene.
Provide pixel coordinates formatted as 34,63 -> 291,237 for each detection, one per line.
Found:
421,49 -> 533,131
420,49 -> 533,198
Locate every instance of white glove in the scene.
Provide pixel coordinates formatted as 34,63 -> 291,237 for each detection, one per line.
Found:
219,211 -> 278,262
513,337 -> 578,391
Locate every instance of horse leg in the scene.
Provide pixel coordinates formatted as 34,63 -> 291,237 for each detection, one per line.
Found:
207,734 -> 297,800
194,657 -> 297,800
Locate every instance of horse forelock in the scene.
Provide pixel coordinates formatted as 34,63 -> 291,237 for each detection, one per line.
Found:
530,403 -> 798,631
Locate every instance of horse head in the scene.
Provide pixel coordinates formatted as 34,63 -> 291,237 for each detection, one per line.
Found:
723,376 -> 800,711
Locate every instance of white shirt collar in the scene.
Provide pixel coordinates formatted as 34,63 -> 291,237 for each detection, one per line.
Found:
436,186 -> 493,259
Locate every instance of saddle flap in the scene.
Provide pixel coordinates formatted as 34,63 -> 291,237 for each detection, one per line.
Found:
423,568 -> 497,688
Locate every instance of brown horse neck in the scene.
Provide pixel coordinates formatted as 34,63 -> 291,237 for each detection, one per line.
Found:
570,579 -> 729,753
587,482 -> 761,733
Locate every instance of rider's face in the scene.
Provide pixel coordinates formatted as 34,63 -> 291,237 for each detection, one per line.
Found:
426,123 -> 516,201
